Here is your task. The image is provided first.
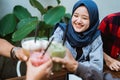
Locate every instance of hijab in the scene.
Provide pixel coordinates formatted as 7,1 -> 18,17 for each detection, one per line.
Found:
54,0 -> 100,48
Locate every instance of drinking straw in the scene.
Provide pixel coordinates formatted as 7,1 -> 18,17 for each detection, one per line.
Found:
42,37 -> 54,56
34,23 -> 40,42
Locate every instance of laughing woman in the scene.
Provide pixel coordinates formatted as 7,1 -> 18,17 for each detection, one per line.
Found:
50,0 -> 103,75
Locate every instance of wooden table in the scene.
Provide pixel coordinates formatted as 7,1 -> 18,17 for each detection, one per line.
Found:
6,69 -> 67,80
103,64 -> 120,78
6,63 -> 120,80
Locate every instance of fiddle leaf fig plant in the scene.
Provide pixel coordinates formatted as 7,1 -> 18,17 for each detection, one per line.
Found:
12,17 -> 38,41
14,5 -> 32,20
0,14 -> 17,37
29,0 -> 46,15
0,0 -> 71,44
44,6 -> 65,25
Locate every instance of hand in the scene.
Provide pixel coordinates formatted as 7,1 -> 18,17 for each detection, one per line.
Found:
52,48 -> 78,73
105,57 -> 120,71
14,47 -> 28,61
26,57 -> 53,80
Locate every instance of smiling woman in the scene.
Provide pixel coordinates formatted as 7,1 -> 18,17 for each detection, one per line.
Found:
71,5 -> 90,33
50,0 -> 103,80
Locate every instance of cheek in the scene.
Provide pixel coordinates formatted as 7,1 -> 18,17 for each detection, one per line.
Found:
82,20 -> 89,29
85,20 -> 90,27
71,17 -> 76,23
71,19 -> 76,27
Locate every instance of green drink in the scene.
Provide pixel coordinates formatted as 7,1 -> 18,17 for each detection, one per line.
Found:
48,42 -> 66,71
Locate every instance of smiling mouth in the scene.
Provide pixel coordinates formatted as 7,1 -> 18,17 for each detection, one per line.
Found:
75,25 -> 83,28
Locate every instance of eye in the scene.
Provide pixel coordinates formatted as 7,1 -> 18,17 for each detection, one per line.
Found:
82,16 -> 89,20
73,13 -> 79,18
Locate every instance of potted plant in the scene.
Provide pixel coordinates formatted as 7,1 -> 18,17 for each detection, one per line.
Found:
0,0 -> 71,44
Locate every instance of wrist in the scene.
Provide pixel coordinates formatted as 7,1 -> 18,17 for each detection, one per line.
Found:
10,47 -> 21,60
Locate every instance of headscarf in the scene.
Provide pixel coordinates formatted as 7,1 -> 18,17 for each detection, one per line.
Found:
54,0 -> 100,48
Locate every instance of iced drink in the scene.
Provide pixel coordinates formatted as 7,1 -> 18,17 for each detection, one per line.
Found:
48,42 -> 66,71
21,37 -> 48,57
30,51 -> 50,67
21,37 -> 50,66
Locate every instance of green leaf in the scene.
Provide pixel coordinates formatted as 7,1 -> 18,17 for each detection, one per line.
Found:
12,17 -> 38,41
16,17 -> 38,29
44,6 -> 65,25
0,14 -> 17,37
13,5 -> 32,20
29,0 -> 46,15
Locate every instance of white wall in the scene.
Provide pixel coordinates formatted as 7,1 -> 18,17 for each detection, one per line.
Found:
0,0 -> 76,19
0,0 -> 120,21
94,0 -> 120,21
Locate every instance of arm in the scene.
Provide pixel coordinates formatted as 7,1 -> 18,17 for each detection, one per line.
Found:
75,63 -> 103,80
0,38 -> 28,61
104,52 -> 120,71
52,48 -> 103,80
0,38 -> 14,57
51,28 -> 103,71
52,48 -> 120,80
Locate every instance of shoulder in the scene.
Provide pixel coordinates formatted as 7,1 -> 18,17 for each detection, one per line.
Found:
54,27 -> 64,34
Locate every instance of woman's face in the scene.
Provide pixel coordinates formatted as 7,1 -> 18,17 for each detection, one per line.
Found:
72,6 -> 90,33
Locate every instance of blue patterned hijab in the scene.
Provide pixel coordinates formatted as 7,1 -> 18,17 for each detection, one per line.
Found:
54,0 -> 100,48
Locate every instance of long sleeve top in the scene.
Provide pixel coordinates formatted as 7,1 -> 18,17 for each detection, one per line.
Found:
75,63 -> 120,80
50,27 -> 103,71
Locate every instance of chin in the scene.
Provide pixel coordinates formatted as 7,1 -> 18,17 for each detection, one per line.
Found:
75,29 -> 82,33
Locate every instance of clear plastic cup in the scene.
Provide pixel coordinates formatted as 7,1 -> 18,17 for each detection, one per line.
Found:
48,41 -> 66,71
17,37 -> 49,76
21,37 -> 48,57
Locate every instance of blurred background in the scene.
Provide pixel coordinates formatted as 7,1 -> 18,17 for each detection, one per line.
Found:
0,0 -> 120,21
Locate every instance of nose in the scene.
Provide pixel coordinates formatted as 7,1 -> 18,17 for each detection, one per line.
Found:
76,17 -> 82,23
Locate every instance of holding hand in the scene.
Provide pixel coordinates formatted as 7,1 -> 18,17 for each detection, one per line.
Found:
26,53 -> 53,80
52,48 -> 78,73
11,47 -> 28,61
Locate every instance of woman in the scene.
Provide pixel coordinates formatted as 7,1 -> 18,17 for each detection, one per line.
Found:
50,0 -> 103,72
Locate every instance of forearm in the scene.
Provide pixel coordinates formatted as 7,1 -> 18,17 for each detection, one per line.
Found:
104,52 -> 111,61
75,63 -> 103,80
0,39 -> 14,57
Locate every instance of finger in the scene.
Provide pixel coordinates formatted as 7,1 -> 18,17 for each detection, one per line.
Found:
112,63 -> 120,71
109,64 -> 119,71
117,62 -> 120,67
21,53 -> 28,61
109,65 -> 114,71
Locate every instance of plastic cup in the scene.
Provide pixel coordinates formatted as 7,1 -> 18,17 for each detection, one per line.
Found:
48,41 -> 66,71
21,37 -> 48,57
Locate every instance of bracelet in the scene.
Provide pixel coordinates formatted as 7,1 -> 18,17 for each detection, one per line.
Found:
10,47 -> 21,60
